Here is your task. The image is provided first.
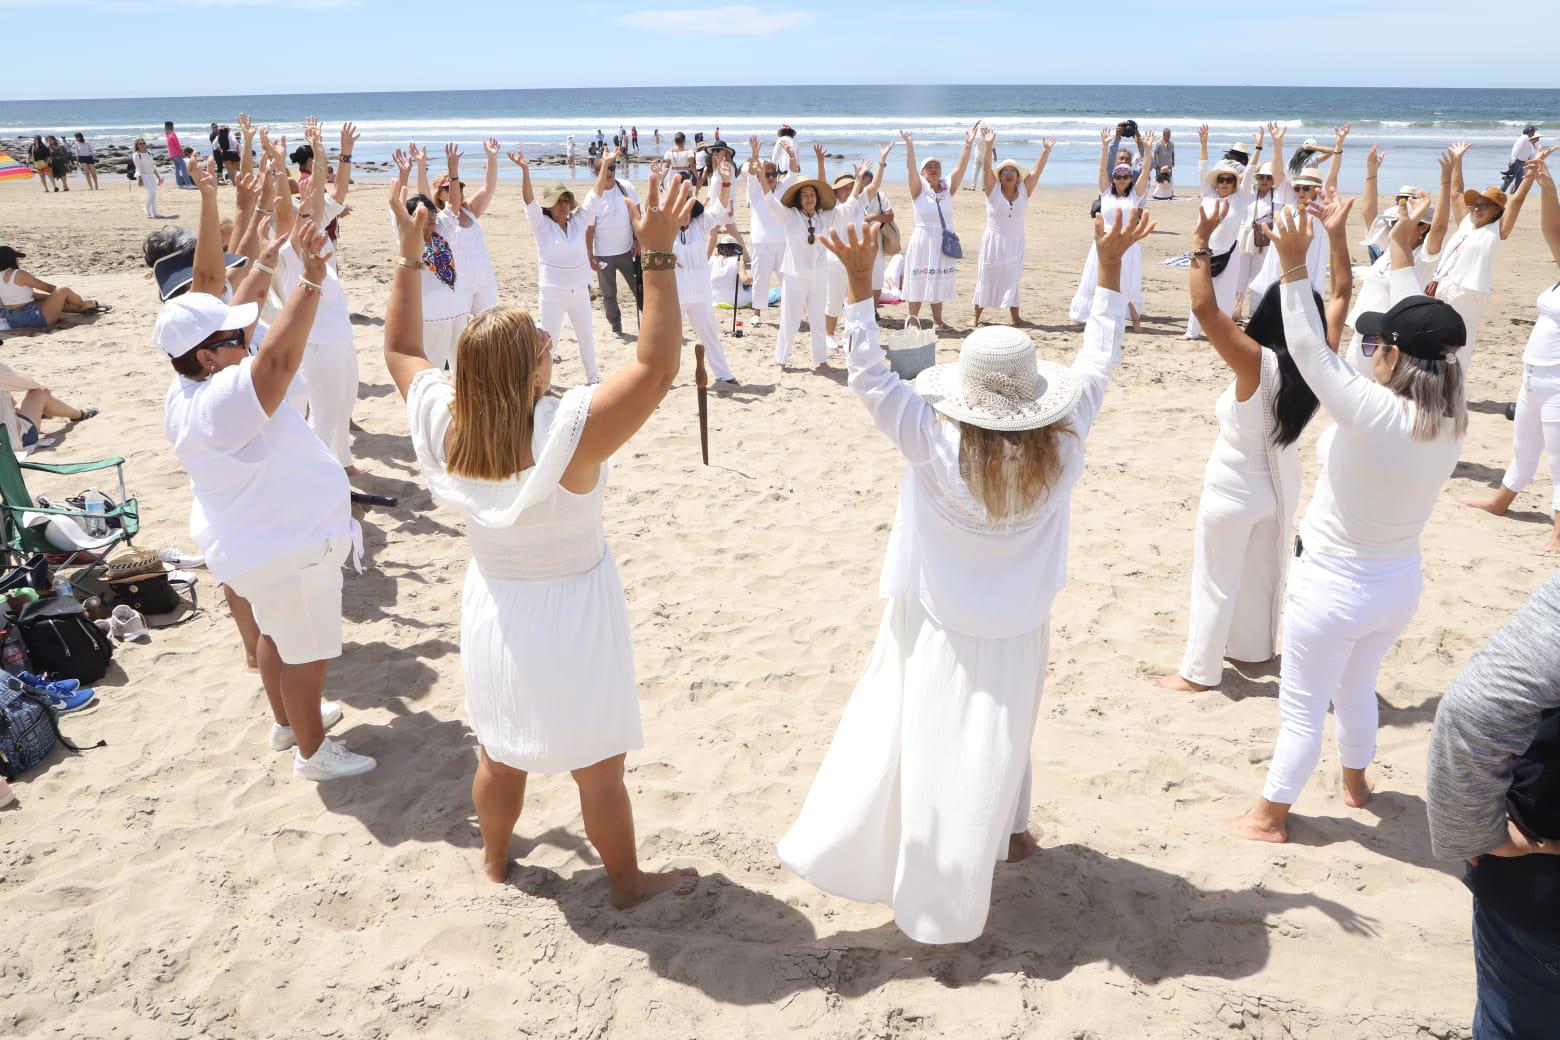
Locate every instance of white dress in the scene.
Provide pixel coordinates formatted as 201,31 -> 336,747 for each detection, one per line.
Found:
1185,161 -> 1253,339
973,183 -> 1028,309
1431,215 -> 1504,369
1247,186 -> 1328,303
1178,353 -> 1301,686
453,207 -> 498,313
901,179 -> 958,303
1069,189 -> 1144,320
406,370 -> 643,773
778,289 -> 1128,945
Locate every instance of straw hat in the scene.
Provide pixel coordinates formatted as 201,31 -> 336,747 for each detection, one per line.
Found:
1204,158 -> 1245,190
1291,169 -> 1323,188
780,177 -> 835,210
715,233 -> 743,254
831,172 -> 856,190
1463,186 -> 1508,211
915,327 -> 1083,433
540,183 -> 575,208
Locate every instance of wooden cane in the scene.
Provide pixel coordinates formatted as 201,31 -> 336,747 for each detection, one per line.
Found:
694,343 -> 709,466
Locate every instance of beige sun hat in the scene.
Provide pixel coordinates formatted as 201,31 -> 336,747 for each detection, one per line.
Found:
915,326 -> 1083,433
780,177 -> 836,210
1204,158 -> 1245,190
1291,168 -> 1324,188
540,183 -> 575,208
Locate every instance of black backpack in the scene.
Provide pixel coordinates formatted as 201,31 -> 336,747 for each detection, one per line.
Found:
16,596 -> 112,683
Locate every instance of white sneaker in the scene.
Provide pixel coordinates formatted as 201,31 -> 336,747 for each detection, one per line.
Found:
269,702 -> 343,751
156,544 -> 205,568
293,737 -> 376,781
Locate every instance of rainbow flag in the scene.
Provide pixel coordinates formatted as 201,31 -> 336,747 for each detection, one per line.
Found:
0,154 -> 35,181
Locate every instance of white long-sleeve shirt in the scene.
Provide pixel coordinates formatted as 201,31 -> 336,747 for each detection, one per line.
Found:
525,193 -> 602,290
764,191 -> 846,280
1511,134 -> 1538,165
1282,271 -> 1463,560
745,171 -> 787,244
670,198 -> 730,305
844,288 -> 1126,639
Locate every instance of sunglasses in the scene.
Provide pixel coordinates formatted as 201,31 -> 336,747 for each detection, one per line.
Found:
200,329 -> 246,351
1216,176 -> 1236,185
1361,334 -> 1387,357
1293,184 -> 1319,192
1113,173 -> 1132,179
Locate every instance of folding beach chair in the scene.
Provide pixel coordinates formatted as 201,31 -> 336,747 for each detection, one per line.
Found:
0,427 -> 139,593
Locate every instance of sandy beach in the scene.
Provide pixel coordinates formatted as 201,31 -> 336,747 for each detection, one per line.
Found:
1,172 -> 1554,1039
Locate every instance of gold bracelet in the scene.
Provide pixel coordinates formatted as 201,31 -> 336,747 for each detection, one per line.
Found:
640,250 -> 676,271
1279,263 -> 1308,282
394,256 -> 422,270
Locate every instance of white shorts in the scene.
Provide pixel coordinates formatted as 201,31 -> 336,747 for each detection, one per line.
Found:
226,536 -> 353,665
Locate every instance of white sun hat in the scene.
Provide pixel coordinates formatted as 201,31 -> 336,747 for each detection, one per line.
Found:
1204,158 -> 1246,190
914,326 -> 1083,432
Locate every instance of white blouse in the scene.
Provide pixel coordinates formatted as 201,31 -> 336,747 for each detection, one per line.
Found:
764,192 -> 847,280
1525,281 -> 1560,368
1433,215 -> 1504,296
671,199 -> 730,305
843,289 -> 1127,639
525,193 -> 603,290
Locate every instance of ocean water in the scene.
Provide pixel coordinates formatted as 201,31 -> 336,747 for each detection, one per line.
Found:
4,85 -> 1554,191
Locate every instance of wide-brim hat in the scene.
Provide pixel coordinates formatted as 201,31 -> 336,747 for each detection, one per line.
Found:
1291,169 -> 1324,188
715,234 -> 743,254
1464,186 -> 1508,210
780,177 -> 835,210
1205,158 -> 1245,189
1222,147 -> 1250,166
914,327 -> 1083,433
152,247 -> 250,302
540,183 -> 576,208
994,159 -> 1024,176
831,172 -> 856,190
706,139 -> 735,156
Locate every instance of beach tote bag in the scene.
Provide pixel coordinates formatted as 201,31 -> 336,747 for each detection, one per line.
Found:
936,195 -> 962,260
875,194 -> 903,256
885,317 -> 937,380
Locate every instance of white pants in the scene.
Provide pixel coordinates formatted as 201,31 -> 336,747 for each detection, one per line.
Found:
423,313 -> 470,374
682,302 -> 736,382
1262,551 -> 1421,804
1501,364 -> 1560,512
301,340 -> 359,468
142,180 -> 159,217
1179,480 -> 1283,687
824,254 -> 883,318
539,284 -> 598,382
749,241 -> 785,316
775,273 -> 827,366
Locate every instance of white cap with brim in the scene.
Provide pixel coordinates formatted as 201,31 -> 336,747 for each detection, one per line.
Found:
153,292 -> 258,359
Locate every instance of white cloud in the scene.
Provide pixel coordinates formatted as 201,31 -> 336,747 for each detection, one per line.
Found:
614,5 -> 813,35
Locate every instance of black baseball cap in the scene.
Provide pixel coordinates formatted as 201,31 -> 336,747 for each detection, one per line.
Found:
1355,295 -> 1466,361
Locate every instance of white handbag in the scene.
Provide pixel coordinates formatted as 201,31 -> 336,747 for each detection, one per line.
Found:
885,316 -> 937,380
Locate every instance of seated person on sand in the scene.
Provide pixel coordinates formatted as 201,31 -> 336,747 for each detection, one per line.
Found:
0,359 -> 97,453
0,246 -> 104,331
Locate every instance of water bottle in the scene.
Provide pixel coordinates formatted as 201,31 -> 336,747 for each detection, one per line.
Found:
82,489 -> 107,538
52,571 -> 72,600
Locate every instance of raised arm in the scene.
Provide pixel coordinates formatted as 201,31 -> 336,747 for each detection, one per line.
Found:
443,143 -> 465,213
231,213 -> 287,313
980,126 -> 997,193
947,121 -> 978,194
230,166 -> 270,268
252,219 -> 329,414
325,122 -> 354,207
383,183 -> 434,396
1362,144 -> 1384,228
1071,208 -> 1153,435
1197,123 -> 1210,164
1500,166 -> 1536,240
1024,137 -> 1054,194
1534,157 -> 1560,263
1268,123 -> 1288,193
1243,124 -> 1265,190
1388,194 -> 1430,285
190,157 -> 228,296
570,173 -> 697,468
900,130 -> 922,200
1428,149 -> 1454,255
1318,191 -> 1356,350
412,142 -> 432,201
236,113 -> 255,180
1323,123 -> 1349,193
812,142 -> 826,183
1095,127 -> 1112,193
1134,138 -> 1154,197
1449,141 -> 1470,224
507,146 -> 535,206
1189,199 -> 1263,393
594,147 -> 621,199
468,138 -> 501,217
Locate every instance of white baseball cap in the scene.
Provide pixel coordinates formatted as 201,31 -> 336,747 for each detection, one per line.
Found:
152,292 -> 257,359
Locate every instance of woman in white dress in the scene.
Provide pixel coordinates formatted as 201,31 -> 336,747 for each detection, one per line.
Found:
1245,124 -> 1346,304
1156,196 -> 1352,693
1069,127 -> 1154,331
973,128 -> 1054,327
1184,124 -> 1263,340
510,146 -> 618,383
778,210 -> 1155,944
431,140 -> 502,318
383,174 -> 701,904
899,125 -> 976,331
1424,141 -> 1536,370
130,138 -> 167,219
1465,155 -> 1560,550
1232,199 -> 1467,844
823,149 -> 888,344
665,156 -> 739,384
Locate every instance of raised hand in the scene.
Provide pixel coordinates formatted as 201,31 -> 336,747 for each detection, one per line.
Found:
813,142 -> 825,161
1316,189 -> 1356,237
879,141 -> 895,163
1100,127 -> 1113,145
389,182 -> 429,259
445,142 -> 463,174
747,133 -> 762,160
1268,121 -> 1286,144
483,137 -> 500,160
339,121 -> 360,154
1042,137 -> 1057,151
717,157 -> 735,182
233,169 -> 261,209
192,155 -> 219,197
410,142 -> 428,165
627,170 -> 696,252
1366,144 -> 1384,175
1254,124 -> 1265,146
392,148 -> 411,182
237,112 -> 254,140
1436,148 -> 1455,181
1197,123 -> 1210,144
1193,198 -> 1229,245
506,146 -> 528,169
982,126 -> 996,146
965,121 -> 982,146
1265,206 -> 1314,272
1333,122 -> 1352,143
1449,140 -> 1471,161
819,221 -> 879,280
1527,157 -> 1551,184
899,129 -> 914,146
1094,207 -> 1156,262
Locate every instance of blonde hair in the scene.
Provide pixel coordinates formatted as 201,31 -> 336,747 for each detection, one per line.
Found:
446,307 -> 546,481
1384,353 -> 1468,442
955,419 -> 1074,519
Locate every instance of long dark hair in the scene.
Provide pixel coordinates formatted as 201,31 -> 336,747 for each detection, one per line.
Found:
1243,282 -> 1325,448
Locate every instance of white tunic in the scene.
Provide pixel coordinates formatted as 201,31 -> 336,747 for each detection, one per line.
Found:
406,371 -> 642,772
973,183 -> 1028,309
901,179 -> 958,303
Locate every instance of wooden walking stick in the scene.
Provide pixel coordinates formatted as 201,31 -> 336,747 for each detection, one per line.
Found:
694,343 -> 709,465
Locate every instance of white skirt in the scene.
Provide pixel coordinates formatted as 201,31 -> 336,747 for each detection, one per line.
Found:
973,226 -> 1025,309
1069,241 -> 1143,321
461,549 -> 643,773
901,226 -> 958,303
777,596 -> 1048,945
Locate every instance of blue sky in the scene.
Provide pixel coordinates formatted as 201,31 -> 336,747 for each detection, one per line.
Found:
1,0 -> 1556,99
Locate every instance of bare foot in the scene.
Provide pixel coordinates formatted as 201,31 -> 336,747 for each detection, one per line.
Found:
610,866 -> 699,909
1546,530 -> 1560,552
815,362 -> 836,373
1461,495 -> 1510,516
1006,830 -> 1039,863
482,849 -> 511,884
1228,810 -> 1287,844
344,465 -> 361,477
1341,768 -> 1374,809
1155,673 -> 1212,693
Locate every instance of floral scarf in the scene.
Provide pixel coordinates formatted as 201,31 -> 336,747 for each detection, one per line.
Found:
422,231 -> 456,289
